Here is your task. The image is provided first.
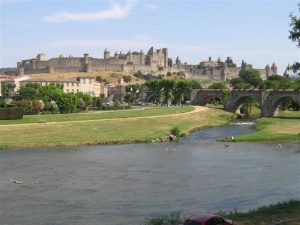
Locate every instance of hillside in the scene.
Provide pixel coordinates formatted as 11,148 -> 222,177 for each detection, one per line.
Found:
28,71 -> 144,84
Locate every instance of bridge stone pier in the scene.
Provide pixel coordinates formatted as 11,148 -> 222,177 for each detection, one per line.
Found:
191,89 -> 300,117
190,89 -> 225,106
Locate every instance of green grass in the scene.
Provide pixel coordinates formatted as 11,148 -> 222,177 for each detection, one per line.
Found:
219,110 -> 300,142
142,199 -> 300,225
0,106 -> 194,125
0,107 -> 233,148
217,199 -> 300,225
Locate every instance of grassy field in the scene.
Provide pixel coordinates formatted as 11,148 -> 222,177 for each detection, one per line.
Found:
228,110 -> 300,142
0,106 -> 234,148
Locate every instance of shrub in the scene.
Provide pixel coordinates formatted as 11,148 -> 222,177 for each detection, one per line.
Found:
170,127 -> 180,137
0,107 -> 24,120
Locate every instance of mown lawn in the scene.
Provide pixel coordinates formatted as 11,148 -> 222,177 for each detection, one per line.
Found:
0,107 -> 234,148
0,106 -> 194,125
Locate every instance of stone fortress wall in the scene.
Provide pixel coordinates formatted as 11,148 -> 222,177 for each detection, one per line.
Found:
17,47 -> 278,81
17,47 -> 172,76
184,57 -> 278,81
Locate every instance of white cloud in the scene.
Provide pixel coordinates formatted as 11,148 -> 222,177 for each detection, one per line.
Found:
43,0 -> 137,23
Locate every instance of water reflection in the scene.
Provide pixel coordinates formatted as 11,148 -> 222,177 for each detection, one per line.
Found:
0,125 -> 299,225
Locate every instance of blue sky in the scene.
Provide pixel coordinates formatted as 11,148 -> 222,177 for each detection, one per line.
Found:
1,0 -> 299,75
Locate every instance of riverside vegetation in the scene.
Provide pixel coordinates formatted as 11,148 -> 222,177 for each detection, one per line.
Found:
0,106 -> 299,148
143,200 -> 300,225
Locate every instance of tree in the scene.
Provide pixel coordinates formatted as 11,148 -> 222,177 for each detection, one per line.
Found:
288,3 -> 300,76
176,80 -> 191,105
75,92 -> 93,111
161,79 -> 177,106
145,80 -> 163,105
208,82 -> 228,90
57,93 -> 77,113
123,75 -> 132,83
239,69 -> 263,88
16,82 -> 40,100
258,80 -> 279,89
1,83 -> 16,98
38,83 -> 63,102
189,79 -> 203,89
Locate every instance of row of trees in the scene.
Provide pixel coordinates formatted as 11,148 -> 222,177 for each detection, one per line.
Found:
1,83 -> 93,114
124,79 -> 203,106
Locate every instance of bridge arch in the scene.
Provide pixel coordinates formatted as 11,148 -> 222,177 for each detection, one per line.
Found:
261,91 -> 300,117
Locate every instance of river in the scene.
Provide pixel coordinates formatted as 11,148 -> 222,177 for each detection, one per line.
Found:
0,124 -> 299,225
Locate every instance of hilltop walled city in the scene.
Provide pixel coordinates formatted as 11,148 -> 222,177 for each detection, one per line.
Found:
0,46 -> 289,99
16,46 -> 280,80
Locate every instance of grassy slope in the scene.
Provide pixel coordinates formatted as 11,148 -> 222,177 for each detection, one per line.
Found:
0,107 -> 234,148
231,110 -> 300,142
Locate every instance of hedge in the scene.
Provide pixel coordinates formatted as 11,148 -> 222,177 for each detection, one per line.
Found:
0,107 -> 24,120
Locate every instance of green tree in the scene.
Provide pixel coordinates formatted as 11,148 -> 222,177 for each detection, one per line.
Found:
189,79 -> 203,89
1,83 -> 16,98
16,82 -> 40,100
288,3 -> 300,76
123,75 -> 132,83
258,80 -> 279,89
145,80 -> 163,105
38,83 -> 63,102
229,77 -> 245,86
176,80 -> 191,105
208,82 -> 228,90
239,69 -> 263,87
161,79 -> 177,106
57,93 -> 77,113
75,92 -> 93,111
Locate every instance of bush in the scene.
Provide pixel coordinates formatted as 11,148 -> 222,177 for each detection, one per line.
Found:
170,127 -> 180,137
0,107 -> 24,120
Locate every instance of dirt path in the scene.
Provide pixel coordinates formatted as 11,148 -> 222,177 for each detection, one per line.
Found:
0,106 -> 210,127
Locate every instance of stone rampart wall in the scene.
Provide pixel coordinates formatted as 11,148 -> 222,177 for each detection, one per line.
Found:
24,68 -> 48,74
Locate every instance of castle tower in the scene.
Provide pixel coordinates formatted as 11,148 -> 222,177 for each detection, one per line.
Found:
84,53 -> 89,64
37,53 -> 46,61
140,50 -> 144,65
18,67 -> 24,76
162,48 -> 168,67
241,60 -> 248,69
114,51 -> 119,59
265,64 -> 270,77
104,48 -> 110,59
127,50 -> 132,63
221,63 -> 227,81
271,62 -> 277,75
176,56 -> 181,69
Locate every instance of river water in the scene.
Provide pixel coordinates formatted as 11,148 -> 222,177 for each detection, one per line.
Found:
0,125 -> 299,225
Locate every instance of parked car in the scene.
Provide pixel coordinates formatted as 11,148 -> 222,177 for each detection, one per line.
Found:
183,213 -> 233,225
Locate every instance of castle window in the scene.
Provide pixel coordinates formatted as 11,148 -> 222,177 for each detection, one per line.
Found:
67,89 -> 69,93
66,83 -> 69,86
83,79 -> 86,84
72,89 -> 74,93
72,83 -> 74,87
89,79 -> 92,84
77,83 -> 79,87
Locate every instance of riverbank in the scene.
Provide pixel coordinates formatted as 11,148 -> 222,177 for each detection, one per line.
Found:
222,110 -> 300,142
0,106 -> 299,149
143,199 -> 300,225
0,106 -> 233,148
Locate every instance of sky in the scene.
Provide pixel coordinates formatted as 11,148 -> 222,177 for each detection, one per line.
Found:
0,0 -> 299,75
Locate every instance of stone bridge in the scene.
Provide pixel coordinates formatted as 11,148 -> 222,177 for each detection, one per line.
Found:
190,89 -> 300,117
